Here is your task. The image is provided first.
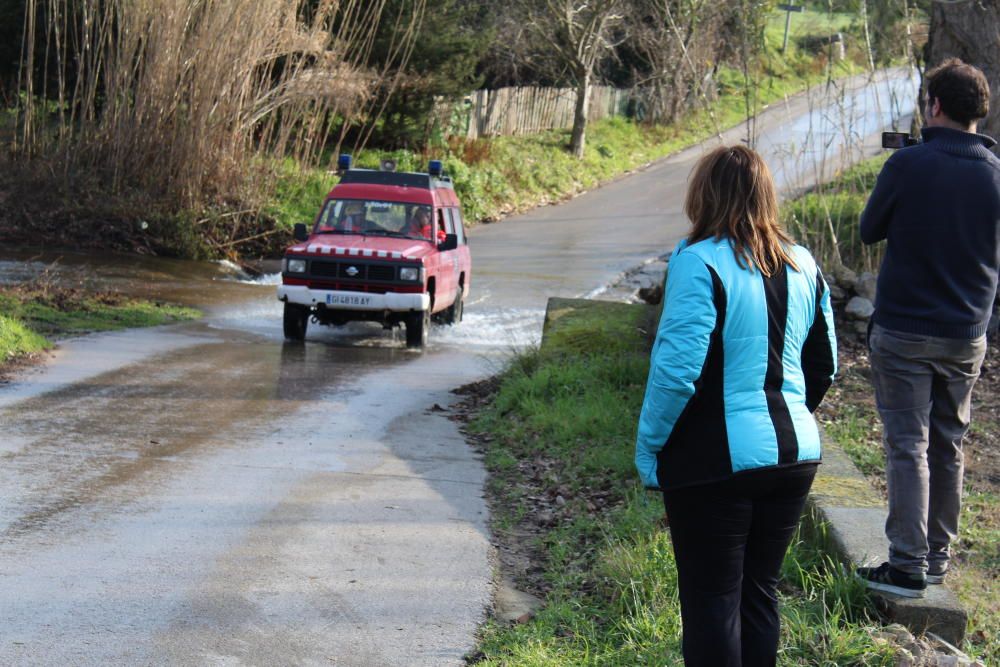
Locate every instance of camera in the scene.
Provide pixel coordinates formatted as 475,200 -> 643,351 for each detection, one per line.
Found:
882,132 -> 919,149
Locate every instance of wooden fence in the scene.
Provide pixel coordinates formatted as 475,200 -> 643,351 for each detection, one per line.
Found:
448,85 -> 631,139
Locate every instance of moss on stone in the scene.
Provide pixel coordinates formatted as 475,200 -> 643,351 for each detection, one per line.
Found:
811,474 -> 884,508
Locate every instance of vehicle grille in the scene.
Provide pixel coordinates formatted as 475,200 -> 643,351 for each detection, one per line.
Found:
311,261 -> 339,278
367,265 -> 395,281
309,260 -> 398,283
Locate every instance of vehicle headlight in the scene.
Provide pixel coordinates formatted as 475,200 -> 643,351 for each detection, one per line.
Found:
399,266 -> 420,281
286,258 -> 307,273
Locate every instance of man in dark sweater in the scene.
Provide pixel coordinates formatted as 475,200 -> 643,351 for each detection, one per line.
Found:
857,59 -> 1000,598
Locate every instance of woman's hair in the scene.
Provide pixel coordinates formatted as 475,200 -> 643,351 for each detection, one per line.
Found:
684,145 -> 798,276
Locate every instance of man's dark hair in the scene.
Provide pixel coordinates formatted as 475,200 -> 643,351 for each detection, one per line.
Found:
926,58 -> 990,125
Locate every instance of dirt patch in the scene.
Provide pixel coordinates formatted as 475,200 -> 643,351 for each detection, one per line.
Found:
0,348 -> 54,384
449,378 -> 552,601
449,378 -> 632,607
820,323 -> 1000,495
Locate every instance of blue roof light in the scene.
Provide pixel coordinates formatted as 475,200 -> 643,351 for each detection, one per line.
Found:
428,160 -> 443,177
338,154 -> 352,171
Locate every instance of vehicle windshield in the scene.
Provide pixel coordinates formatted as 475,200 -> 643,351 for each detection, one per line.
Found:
314,199 -> 436,241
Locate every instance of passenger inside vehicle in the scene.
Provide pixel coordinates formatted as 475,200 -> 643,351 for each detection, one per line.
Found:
338,202 -> 366,232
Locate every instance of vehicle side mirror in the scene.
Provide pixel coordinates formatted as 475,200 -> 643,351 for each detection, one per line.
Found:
437,233 -> 458,252
293,223 -> 309,242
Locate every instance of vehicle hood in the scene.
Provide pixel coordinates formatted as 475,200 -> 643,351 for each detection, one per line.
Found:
287,235 -> 435,261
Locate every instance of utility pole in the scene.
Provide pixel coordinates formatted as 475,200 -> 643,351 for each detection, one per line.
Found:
778,4 -> 804,53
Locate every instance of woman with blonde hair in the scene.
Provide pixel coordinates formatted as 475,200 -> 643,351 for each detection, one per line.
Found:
635,145 -> 837,666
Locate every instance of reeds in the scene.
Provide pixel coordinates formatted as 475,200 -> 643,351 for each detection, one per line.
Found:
12,0 -> 424,214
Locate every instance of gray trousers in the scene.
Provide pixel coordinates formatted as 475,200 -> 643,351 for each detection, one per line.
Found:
869,324 -> 987,574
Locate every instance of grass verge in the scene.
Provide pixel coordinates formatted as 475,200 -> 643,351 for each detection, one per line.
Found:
461,303 -> 895,665
0,284 -> 201,373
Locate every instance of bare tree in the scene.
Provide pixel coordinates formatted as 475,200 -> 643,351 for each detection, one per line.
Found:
517,0 -> 625,158
626,0 -> 729,126
925,0 -> 1000,144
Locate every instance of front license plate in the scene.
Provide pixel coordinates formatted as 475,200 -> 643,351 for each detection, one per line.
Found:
326,294 -> 372,307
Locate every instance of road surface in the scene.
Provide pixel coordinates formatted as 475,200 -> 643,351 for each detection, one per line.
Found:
0,70 -> 915,666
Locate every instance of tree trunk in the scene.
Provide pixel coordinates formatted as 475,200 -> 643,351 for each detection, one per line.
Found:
570,70 -> 591,159
926,0 -> 1000,145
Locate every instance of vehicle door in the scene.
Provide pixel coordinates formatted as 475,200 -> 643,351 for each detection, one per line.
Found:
451,206 -> 471,300
435,207 -> 459,311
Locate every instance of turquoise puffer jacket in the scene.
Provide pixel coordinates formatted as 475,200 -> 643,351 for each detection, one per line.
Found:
635,237 -> 836,490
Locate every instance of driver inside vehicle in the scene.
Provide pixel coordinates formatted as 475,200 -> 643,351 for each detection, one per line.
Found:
403,206 -> 432,238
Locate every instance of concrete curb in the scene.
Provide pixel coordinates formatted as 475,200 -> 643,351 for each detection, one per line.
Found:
806,432 -> 968,645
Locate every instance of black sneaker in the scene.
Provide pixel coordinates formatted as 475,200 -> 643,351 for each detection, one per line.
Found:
856,562 -> 926,598
926,564 -> 947,585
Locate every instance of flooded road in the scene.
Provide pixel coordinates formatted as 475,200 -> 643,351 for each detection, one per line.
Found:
0,70 -> 915,665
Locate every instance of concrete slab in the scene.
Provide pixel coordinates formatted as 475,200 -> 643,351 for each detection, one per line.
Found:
807,434 -> 968,645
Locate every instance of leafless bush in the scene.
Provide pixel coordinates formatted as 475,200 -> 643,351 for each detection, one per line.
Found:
626,0 -> 730,126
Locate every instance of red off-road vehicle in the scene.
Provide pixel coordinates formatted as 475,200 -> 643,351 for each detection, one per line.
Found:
277,158 -> 471,347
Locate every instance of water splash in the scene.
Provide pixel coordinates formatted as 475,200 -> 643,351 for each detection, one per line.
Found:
433,308 -> 544,349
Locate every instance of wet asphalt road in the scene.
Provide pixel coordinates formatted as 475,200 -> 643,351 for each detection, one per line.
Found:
0,70 -> 915,665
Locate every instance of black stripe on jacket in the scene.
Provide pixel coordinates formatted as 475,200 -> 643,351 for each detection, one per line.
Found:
801,267 -> 836,412
656,266 -> 732,489
762,264 -> 799,465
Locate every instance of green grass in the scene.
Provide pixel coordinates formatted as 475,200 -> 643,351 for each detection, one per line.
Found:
783,153 -> 890,273
950,490 -> 1000,662
0,312 -> 50,361
764,9 -> 857,58
469,304 -> 895,665
822,404 -> 884,477
261,158 -> 339,229
0,287 -> 201,365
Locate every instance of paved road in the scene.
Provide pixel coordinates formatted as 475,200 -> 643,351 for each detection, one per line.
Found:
0,70 -> 914,666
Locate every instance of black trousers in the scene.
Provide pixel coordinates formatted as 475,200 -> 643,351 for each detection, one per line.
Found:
663,464 -> 817,667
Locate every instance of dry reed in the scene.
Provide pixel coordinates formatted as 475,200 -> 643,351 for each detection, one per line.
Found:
12,0 -> 425,214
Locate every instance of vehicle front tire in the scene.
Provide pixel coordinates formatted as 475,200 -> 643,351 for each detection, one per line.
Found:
283,303 -> 309,341
405,309 -> 430,348
443,287 -> 463,325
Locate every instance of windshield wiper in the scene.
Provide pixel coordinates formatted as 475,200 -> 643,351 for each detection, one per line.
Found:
315,229 -> 354,235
